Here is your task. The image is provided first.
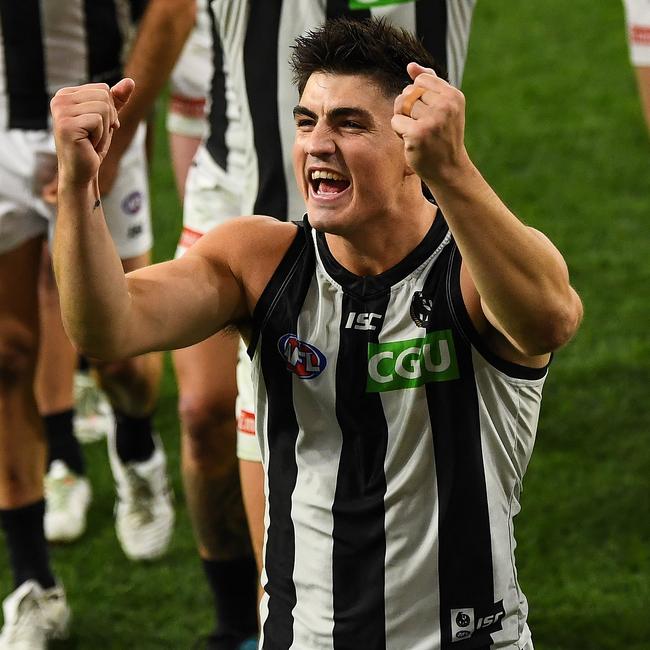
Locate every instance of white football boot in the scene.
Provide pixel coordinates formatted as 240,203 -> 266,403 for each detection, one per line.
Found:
0,580 -> 70,649
73,371 -> 114,443
108,430 -> 174,560
44,460 -> 92,543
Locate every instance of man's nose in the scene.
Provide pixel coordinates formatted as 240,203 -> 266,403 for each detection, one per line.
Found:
305,123 -> 336,156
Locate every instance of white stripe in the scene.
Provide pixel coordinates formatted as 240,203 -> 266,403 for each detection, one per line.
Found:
289,268 -> 343,649
371,2 -> 417,35
472,348 -> 545,647
211,0 -> 258,214
446,0 -> 476,88
277,2 -> 323,222
41,0 -> 87,93
253,345 -> 271,641
379,257 -> 441,649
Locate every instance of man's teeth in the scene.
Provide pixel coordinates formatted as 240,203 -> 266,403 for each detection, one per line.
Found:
311,170 -> 346,181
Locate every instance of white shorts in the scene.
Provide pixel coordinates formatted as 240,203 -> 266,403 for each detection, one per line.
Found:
166,0 -> 211,138
623,0 -> 650,66
175,143 -> 249,257
178,143 -> 261,462
0,125 -> 152,258
236,339 -> 261,463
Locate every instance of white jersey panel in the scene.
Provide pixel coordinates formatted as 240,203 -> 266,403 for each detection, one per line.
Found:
41,0 -> 86,93
376,253 -> 446,649
289,269 -> 345,649
473,348 -> 544,649
446,0 -> 477,88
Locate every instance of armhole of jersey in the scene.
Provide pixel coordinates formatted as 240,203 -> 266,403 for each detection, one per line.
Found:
247,221 -> 308,358
445,244 -> 550,380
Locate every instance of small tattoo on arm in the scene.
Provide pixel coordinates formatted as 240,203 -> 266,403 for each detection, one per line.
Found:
93,198 -> 101,210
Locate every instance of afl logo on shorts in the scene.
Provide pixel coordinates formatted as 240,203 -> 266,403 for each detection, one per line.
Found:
278,334 -> 327,379
122,191 -> 143,215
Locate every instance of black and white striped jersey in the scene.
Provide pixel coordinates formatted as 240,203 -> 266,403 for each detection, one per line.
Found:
208,0 -> 477,221
0,0 -> 144,130
249,215 -> 546,650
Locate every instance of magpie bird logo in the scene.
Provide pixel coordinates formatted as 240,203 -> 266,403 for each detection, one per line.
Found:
410,291 -> 433,327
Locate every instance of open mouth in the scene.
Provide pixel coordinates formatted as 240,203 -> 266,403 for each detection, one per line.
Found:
309,170 -> 351,197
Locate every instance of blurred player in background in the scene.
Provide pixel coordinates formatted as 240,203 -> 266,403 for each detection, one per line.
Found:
167,0 -> 211,198
172,2 -> 477,648
623,0 -> 650,132
0,1 -> 194,647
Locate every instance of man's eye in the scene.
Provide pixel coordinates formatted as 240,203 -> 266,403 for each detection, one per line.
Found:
343,121 -> 362,129
296,119 -> 314,128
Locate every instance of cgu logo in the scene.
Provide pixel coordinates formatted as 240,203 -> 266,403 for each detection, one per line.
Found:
277,334 -> 327,379
366,329 -> 459,393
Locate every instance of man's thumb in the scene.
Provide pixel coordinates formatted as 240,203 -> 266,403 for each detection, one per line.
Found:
407,61 -> 436,81
111,78 -> 135,111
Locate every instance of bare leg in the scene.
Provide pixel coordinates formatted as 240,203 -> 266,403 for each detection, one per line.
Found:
174,332 -> 258,642
239,458 -> 265,604
175,332 -> 248,559
634,66 -> 650,134
169,132 -> 202,201
34,243 -> 76,416
0,237 -> 45,508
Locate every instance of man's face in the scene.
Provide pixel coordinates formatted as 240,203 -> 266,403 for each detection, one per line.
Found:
292,73 -> 410,235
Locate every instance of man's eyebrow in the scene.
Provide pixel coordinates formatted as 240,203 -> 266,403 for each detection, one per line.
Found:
293,105 -> 375,126
293,105 -> 317,120
328,106 -> 374,125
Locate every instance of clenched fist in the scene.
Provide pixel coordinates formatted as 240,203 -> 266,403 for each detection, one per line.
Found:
392,62 -> 470,188
50,78 -> 135,187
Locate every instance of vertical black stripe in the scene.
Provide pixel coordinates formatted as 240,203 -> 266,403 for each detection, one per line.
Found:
332,290 -> 390,650
326,0 -> 370,21
129,0 -> 148,23
0,0 -> 48,129
423,245 -> 494,650
416,0 -> 448,79
243,0 -> 287,220
260,231 -> 316,650
206,10 -> 228,170
83,0 -> 123,85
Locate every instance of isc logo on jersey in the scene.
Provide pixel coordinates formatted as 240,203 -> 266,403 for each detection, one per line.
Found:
278,334 -> 327,379
366,329 -> 459,392
449,602 -> 505,643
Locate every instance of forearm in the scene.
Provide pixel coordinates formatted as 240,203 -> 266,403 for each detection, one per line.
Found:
425,158 -> 581,354
108,0 -> 196,159
53,180 -> 134,359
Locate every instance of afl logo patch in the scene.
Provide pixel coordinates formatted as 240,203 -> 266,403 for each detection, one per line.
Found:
122,191 -> 143,215
410,291 -> 433,328
278,334 -> 327,379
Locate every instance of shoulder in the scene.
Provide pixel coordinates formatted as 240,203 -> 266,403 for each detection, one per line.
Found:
188,216 -> 301,314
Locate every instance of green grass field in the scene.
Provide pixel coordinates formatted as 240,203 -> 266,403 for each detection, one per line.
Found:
2,1 -> 649,648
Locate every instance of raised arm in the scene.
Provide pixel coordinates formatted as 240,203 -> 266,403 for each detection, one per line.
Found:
392,63 -> 583,360
50,80 -> 247,360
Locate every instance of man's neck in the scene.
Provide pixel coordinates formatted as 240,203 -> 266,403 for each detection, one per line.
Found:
324,198 -> 437,277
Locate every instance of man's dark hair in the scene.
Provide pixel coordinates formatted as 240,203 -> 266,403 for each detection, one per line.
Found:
290,17 -> 446,98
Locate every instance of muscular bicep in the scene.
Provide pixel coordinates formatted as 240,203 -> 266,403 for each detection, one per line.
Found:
121,251 -> 246,355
